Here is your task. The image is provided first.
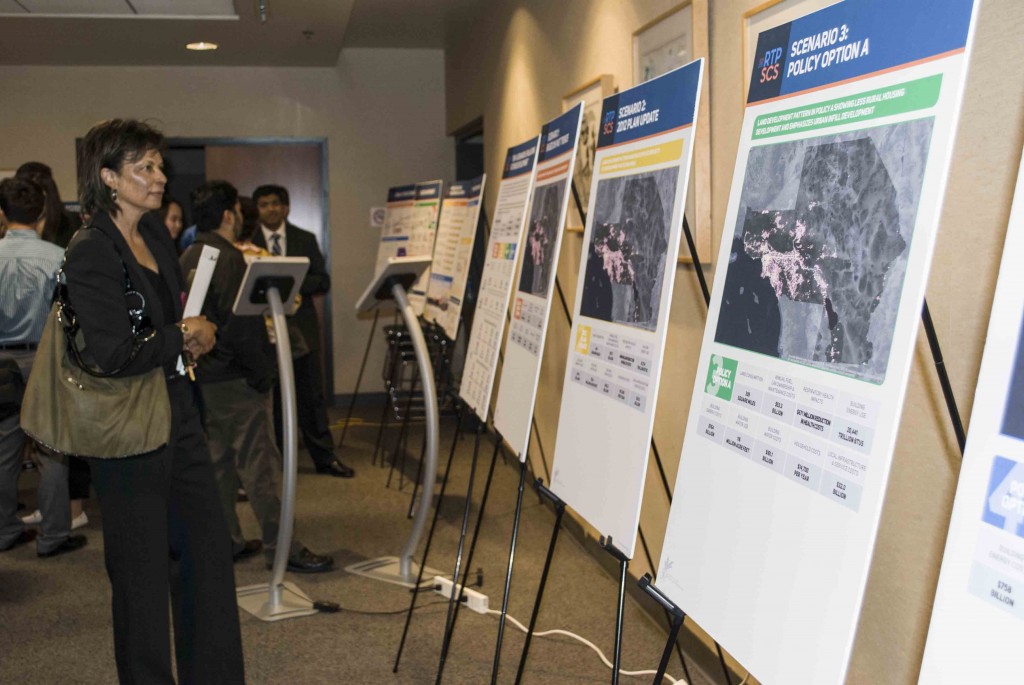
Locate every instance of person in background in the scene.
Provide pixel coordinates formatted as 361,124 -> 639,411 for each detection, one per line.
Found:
65,119 -> 243,684
0,177 -> 87,558
252,184 -> 354,478
158,195 -> 184,247
16,161 -> 80,248
181,180 -> 333,573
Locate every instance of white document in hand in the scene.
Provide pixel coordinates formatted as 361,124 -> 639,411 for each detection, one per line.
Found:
177,245 -> 220,374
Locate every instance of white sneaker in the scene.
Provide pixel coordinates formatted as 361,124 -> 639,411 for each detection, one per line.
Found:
71,511 -> 89,530
20,509 -> 41,525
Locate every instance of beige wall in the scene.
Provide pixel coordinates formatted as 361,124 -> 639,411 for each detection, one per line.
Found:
0,48 -> 453,397
445,0 -> 1024,682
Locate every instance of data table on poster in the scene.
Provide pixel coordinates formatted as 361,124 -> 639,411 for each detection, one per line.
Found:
425,176 -> 485,339
493,105 -> 583,461
406,180 -> 443,315
461,138 -> 539,422
653,1 -> 981,684
698,356 -> 878,512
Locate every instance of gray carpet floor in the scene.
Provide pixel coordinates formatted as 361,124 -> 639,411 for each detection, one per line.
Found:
1,405 -> 714,685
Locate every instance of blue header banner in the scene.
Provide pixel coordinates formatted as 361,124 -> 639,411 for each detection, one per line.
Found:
748,0 -> 975,105
387,184 -> 416,203
597,59 -> 703,149
503,136 -> 540,179
415,180 -> 444,201
446,176 -> 484,200
538,104 -> 583,163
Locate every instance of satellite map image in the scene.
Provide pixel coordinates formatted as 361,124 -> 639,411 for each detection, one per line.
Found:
518,181 -> 566,297
715,118 -> 934,383
579,168 -> 679,332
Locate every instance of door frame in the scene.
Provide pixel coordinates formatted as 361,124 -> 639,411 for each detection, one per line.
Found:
166,136 -> 334,401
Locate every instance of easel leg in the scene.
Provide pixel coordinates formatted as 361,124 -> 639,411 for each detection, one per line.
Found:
491,457 -> 526,684
434,420 -> 484,683
514,486 -> 566,685
652,614 -> 684,685
393,402 -> 465,673
435,431 -> 501,684
602,540 -> 626,679
338,308 -> 379,450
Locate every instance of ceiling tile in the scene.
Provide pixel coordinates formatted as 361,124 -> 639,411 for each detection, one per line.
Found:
130,0 -> 236,18
17,0 -> 129,14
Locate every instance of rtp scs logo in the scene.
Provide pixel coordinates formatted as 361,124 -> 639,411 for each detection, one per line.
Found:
602,110 -> 615,136
758,46 -> 784,83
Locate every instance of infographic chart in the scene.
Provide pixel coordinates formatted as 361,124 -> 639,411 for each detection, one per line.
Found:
460,138 -> 539,423
374,184 -> 417,275
493,105 -> 584,460
406,180 -> 444,315
549,61 -> 705,557
655,1 -> 980,683
919,151 -> 1024,683
425,176 -> 486,339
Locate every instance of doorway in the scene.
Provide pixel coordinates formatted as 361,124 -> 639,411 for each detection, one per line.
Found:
164,137 -> 333,401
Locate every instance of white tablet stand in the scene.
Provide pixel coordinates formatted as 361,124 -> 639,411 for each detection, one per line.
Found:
346,256 -> 443,587
229,257 -> 318,622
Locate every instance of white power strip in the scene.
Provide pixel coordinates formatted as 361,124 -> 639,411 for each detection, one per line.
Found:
432,576 -> 489,614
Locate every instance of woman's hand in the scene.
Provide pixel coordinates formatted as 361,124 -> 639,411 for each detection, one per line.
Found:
180,316 -> 217,358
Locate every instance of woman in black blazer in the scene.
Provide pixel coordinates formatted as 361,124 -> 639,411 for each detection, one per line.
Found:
64,119 -> 244,684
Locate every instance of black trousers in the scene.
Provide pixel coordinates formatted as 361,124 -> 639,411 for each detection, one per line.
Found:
273,352 -> 335,470
88,378 -> 244,685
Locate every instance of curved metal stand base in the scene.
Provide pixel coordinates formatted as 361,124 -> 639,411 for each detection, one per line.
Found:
236,581 -> 317,622
345,556 -> 443,589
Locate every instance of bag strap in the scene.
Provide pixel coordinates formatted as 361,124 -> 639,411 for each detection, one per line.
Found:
57,228 -> 157,378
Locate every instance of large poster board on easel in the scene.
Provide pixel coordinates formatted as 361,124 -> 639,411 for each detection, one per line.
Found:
461,139 -> 540,423
919,149 -> 1024,683
549,60 -> 704,557
425,175 -> 486,339
493,105 -> 584,459
654,1 -> 980,683
407,180 -> 444,315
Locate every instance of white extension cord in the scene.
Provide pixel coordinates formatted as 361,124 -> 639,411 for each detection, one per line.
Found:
488,610 -> 684,684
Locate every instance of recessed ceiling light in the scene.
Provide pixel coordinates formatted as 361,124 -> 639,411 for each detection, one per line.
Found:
186,42 -> 219,51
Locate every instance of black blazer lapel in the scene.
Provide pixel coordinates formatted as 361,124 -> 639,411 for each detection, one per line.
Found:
90,214 -> 166,328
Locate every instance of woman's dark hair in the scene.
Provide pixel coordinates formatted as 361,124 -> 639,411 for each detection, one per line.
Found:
238,196 -> 259,242
159,194 -> 182,222
77,119 -> 165,217
16,161 -> 67,243
191,180 -> 239,233
0,176 -> 46,225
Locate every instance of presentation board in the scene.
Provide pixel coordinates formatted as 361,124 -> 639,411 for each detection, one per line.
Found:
654,1 -> 980,683
424,175 -> 487,339
461,138 -> 540,423
493,105 -> 584,459
374,184 -> 418,275
406,180 -> 444,315
549,61 -> 704,557
918,150 -> 1024,683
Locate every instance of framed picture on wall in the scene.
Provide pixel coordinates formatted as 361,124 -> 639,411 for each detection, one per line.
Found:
742,0 -> 841,95
562,74 -> 615,233
632,1 -> 712,263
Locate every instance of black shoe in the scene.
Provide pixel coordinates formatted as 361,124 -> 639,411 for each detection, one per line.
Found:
268,547 -> 334,574
316,459 -> 355,478
233,539 -> 263,562
0,529 -> 37,552
37,534 -> 88,558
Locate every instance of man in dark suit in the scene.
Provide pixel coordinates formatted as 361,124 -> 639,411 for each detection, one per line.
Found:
252,184 -> 354,478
